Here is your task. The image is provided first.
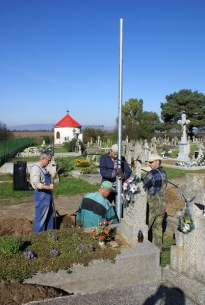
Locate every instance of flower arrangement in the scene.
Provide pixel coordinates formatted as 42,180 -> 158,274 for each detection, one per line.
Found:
174,152 -> 205,167
91,220 -> 113,244
197,152 -> 205,166
177,207 -> 194,234
121,173 -> 141,207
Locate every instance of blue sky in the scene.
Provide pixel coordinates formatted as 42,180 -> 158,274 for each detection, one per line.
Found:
1,0 -> 205,128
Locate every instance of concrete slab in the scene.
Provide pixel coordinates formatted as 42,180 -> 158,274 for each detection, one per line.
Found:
24,240 -> 162,294
71,170 -> 101,184
0,162 -> 36,174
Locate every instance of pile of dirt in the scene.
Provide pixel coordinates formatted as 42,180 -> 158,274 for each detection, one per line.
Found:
0,214 -> 76,236
165,177 -> 185,216
0,282 -> 71,305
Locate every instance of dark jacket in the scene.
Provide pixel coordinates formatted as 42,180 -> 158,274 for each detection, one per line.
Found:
100,153 -> 132,183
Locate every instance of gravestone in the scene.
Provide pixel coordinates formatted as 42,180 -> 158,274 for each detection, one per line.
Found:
119,176 -> 161,283
120,181 -> 148,245
177,112 -> 190,162
163,173 -> 205,304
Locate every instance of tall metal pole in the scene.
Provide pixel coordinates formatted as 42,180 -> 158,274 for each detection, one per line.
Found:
116,18 -> 123,222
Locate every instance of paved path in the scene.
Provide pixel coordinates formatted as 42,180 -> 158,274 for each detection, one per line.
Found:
24,282 -> 197,305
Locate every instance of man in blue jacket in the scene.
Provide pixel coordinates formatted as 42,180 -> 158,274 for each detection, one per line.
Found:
100,144 -> 132,203
76,181 -> 119,228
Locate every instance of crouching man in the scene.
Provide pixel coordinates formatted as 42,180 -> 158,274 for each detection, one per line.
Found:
76,181 -> 119,228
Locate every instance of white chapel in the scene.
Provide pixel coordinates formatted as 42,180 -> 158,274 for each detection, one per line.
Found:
54,111 -> 82,145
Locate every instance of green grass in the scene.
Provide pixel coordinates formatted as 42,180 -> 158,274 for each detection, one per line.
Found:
161,233 -> 176,267
165,167 -> 205,179
54,147 -> 69,153
189,144 -> 198,157
54,176 -> 100,196
0,176 -> 100,206
169,149 -> 179,158
141,166 -> 205,180
1,161 -> 204,206
0,173 -> 13,181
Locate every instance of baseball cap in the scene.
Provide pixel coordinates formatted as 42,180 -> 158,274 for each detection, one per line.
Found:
111,144 -> 118,154
101,181 -> 115,191
148,153 -> 162,162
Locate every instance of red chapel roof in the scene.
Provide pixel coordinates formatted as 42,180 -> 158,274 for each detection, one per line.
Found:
54,114 -> 82,128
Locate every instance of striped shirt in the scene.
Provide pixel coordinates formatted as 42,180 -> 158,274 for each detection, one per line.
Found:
76,192 -> 119,228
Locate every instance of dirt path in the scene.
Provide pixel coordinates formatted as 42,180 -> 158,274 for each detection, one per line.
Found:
0,194 -> 82,221
0,178 -> 186,222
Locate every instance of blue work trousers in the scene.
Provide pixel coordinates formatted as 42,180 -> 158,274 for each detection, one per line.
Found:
33,190 -> 54,233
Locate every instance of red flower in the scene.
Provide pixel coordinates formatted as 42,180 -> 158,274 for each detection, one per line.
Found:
92,232 -> 97,237
99,235 -> 105,241
104,229 -> 110,235
103,220 -> 108,225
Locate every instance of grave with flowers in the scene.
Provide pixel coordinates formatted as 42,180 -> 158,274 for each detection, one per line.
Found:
119,172 -> 149,246
24,171 -> 162,294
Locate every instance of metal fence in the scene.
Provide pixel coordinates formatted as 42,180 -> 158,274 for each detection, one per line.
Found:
0,138 -> 33,167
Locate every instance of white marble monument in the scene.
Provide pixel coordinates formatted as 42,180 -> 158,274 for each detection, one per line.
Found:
177,112 -> 190,162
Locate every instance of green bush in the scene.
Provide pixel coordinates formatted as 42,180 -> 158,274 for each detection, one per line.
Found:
0,236 -> 23,254
64,139 -> 85,153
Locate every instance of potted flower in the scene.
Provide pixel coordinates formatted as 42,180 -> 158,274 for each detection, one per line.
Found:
91,220 -> 113,246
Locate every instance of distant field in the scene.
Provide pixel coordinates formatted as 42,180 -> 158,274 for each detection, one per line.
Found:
13,131 -> 54,138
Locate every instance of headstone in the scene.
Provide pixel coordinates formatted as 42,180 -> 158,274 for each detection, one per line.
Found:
197,141 -> 204,155
177,112 -> 190,162
120,181 -> 148,245
143,139 -> 149,162
97,136 -> 100,146
163,173 -> 205,304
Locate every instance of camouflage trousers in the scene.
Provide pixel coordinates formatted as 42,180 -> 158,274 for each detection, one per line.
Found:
147,184 -> 166,251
